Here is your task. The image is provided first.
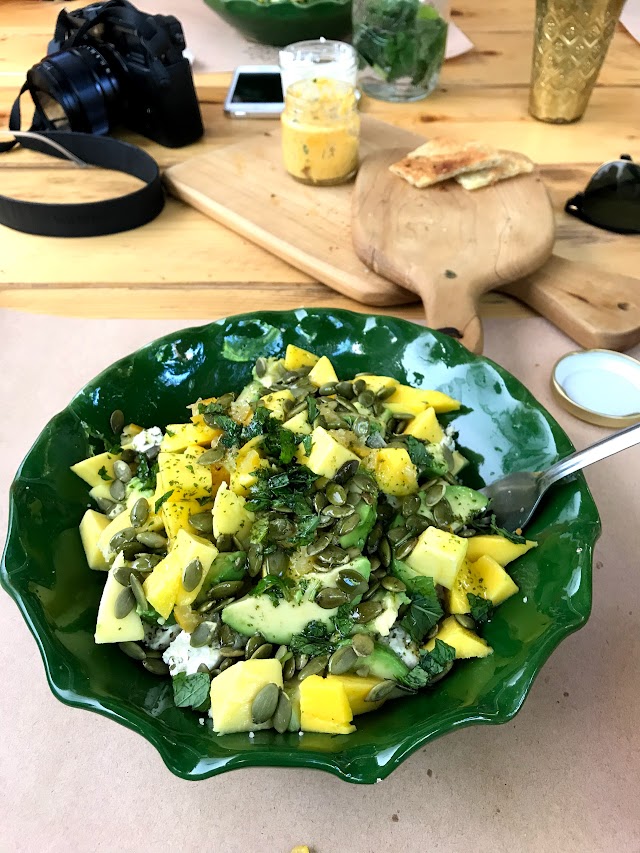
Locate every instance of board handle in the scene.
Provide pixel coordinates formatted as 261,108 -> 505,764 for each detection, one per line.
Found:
503,255 -> 640,351
415,281 -> 484,354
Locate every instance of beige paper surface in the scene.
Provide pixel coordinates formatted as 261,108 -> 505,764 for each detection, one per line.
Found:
0,310 -> 639,853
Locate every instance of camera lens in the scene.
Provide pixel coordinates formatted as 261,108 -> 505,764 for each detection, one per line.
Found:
27,45 -> 123,135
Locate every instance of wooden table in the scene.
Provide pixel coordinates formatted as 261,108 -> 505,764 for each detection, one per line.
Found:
0,0 -> 638,321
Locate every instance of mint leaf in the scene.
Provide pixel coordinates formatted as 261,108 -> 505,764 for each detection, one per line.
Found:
399,667 -> 429,690
208,414 -> 242,448
301,434 -> 313,456
251,574 -> 293,606
400,575 -> 443,643
135,454 -> 158,491
466,511 -> 527,544
98,466 -> 112,481
172,672 -> 211,709
290,514 -> 320,547
467,593 -> 494,624
420,638 -> 455,680
289,621 -> 335,657
154,489 -> 174,513
333,603 -> 355,638
307,395 -> 318,424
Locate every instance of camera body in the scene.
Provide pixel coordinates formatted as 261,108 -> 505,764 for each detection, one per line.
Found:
33,0 -> 203,148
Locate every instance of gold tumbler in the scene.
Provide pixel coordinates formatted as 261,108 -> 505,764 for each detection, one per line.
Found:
529,0 -> 626,123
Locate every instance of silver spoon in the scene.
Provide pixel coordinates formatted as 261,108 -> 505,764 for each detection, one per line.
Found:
481,420 -> 640,532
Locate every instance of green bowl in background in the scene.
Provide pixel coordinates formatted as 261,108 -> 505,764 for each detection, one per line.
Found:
0,309 -> 600,783
202,0 -> 352,47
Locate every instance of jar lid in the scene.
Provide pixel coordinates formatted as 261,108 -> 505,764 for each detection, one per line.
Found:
551,349 -> 640,427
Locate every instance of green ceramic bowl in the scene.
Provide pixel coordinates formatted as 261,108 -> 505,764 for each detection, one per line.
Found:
1,309 -> 599,783
202,0 -> 351,47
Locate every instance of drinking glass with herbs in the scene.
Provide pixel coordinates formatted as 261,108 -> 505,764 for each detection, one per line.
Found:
353,0 -> 448,102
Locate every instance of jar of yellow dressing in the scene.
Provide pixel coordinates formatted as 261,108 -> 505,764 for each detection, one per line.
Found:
281,77 -> 360,186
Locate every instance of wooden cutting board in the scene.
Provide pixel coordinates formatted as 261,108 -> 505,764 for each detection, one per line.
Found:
352,148 -> 555,353
164,118 -> 640,350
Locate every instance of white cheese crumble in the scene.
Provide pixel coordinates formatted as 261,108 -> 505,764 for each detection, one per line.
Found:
380,626 -> 420,669
441,424 -> 457,454
162,629 -> 222,676
131,426 -> 164,453
144,621 -> 181,651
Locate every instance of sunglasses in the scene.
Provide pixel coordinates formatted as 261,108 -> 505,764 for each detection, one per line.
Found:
565,154 -> 640,235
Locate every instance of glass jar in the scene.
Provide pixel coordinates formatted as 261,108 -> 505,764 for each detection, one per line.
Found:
280,78 -> 360,187
279,39 -> 359,97
353,0 -> 449,102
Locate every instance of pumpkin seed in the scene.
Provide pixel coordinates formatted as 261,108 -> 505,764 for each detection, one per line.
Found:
273,690 -> 292,733
315,546 -> 350,567
109,409 -> 125,434
120,448 -> 136,463
402,495 -> 421,517
427,624 -> 440,640
336,569 -> 368,597
122,542 -> 147,561
335,396 -> 358,414
250,643 -> 274,660
378,537 -> 392,567
406,513 -> 429,534
316,587 -> 350,609
220,646 -> 244,659
218,658 -> 234,673
109,479 -> 126,502
318,382 -> 337,396
355,665 -> 370,677
145,445 -> 161,461
220,624 -> 235,647
136,531 -> 167,550
353,417 -> 370,438
429,660 -> 454,684
142,658 -> 169,676
132,553 -> 162,572
326,482 -> 347,506
376,385 -> 397,401
252,682 -> 280,723
114,586 -> 135,619
118,641 -> 146,661
96,496 -> 116,514
357,390 -> 375,407
190,620 -> 218,648
265,550 -> 288,576
363,580 -> 381,601
352,379 -> 366,395
334,459 -> 360,484
245,633 -> 266,658
294,653 -> 309,671
206,580 -> 243,601
129,574 -> 147,611
275,644 -> 289,661
270,516 -> 295,538
364,679 -> 397,702
388,526 -> 408,544
307,534 -> 332,557
313,492 -> 328,513
129,497 -> 149,528
395,538 -> 418,561
282,656 -> 296,681
113,566 -> 133,586
188,511 -> 213,534
110,527 -> 137,552
216,533 -> 234,552
322,505 -> 354,519
336,512 -> 361,536
352,633 -> 375,658
352,600 -> 384,624
298,655 -> 329,681
247,543 -> 263,577
433,501 -> 454,527
455,614 -> 477,631
182,558 -> 203,592
423,483 -> 447,506
255,356 -> 267,377
366,524 -> 382,554
107,502 -> 126,520
381,576 -> 407,593
197,600 -> 215,614
197,663 -> 212,675
335,381 -> 354,399
313,415 -> 328,430
346,546 -> 362,561
113,460 -> 132,483
328,644 -> 358,675
198,447 -> 225,465
369,556 -> 381,572
315,514 -> 335,530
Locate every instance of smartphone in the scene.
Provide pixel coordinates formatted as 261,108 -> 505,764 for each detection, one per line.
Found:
224,65 -> 285,118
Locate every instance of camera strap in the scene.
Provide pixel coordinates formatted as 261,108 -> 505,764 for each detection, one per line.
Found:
0,123 -> 165,237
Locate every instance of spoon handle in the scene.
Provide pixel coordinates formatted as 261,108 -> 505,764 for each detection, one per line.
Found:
540,421 -> 640,490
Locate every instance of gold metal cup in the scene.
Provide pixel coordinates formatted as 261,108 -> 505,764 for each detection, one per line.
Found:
529,0 -> 626,123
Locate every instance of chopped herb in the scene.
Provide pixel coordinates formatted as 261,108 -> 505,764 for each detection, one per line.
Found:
242,406 -> 271,443
467,511 -> 527,544
307,396 -> 318,424
172,672 -> 211,709
289,621 -> 336,657
196,495 -> 212,506
467,593 -> 494,624
400,575 -> 443,643
165,428 -> 175,437
135,454 -> 158,491
420,639 -> 456,679
252,574 -> 293,606
98,466 -> 112,482
405,435 -> 448,478
136,602 -> 166,623
290,514 -> 320,547
154,489 -> 174,513
208,413 -> 242,447
333,603 -> 355,638
185,464 -> 194,474
301,434 -> 313,456
399,666 -> 429,689
80,420 -> 121,455
245,467 -> 318,516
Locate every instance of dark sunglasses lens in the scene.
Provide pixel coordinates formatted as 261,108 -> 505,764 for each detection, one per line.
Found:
567,160 -> 640,234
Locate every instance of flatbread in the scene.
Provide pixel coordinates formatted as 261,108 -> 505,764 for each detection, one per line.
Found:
456,151 -> 534,190
389,138 -> 502,188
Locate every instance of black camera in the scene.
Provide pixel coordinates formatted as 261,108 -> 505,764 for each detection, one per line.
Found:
23,0 -> 203,148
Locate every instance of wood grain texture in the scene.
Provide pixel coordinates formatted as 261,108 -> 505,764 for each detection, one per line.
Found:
352,149 -> 555,352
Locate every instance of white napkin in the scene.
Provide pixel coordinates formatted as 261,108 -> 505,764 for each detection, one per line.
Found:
621,0 -> 640,44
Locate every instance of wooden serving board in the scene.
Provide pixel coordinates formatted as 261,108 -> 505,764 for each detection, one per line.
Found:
164,118 -> 640,350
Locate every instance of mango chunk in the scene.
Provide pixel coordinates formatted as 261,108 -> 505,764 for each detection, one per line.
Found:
307,356 -> 339,388
369,447 -> 418,496
282,410 -> 312,436
355,374 -> 397,395
71,451 -> 120,489
260,390 -> 295,421
143,529 -> 218,618
284,344 -> 319,371
424,615 -> 492,659
212,482 -> 255,539
162,499 -> 211,545
210,659 -> 283,734
299,675 -> 356,735
388,384 -> 460,415
472,555 -> 519,606
296,426 -> 359,479
406,526 -> 468,589
464,534 -> 537,566
160,421 -> 221,453
325,674 -> 385,715
157,451 -> 212,502
79,509 -> 111,570
89,482 -> 113,504
97,493 -> 163,563
95,566 -> 144,644
403,407 -> 444,444
230,436 -> 269,497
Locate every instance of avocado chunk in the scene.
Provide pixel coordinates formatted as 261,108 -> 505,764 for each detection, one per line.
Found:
339,501 -> 377,551
420,442 -> 451,478
223,597 -> 338,645
443,485 -> 488,524
391,558 -> 423,594
359,642 -> 409,681
195,551 -> 246,604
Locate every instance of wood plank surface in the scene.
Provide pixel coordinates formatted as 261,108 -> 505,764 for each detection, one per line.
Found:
0,0 -> 638,321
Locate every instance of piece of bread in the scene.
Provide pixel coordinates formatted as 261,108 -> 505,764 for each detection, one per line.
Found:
455,151 -> 534,190
389,138 -> 503,188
